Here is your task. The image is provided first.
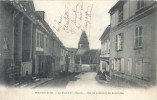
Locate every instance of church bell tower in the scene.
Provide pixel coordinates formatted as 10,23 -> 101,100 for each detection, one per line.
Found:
78,31 -> 89,50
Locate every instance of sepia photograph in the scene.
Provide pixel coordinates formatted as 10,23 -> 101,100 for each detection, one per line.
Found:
0,0 -> 157,100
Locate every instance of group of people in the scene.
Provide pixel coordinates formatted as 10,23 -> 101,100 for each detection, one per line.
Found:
98,70 -> 110,82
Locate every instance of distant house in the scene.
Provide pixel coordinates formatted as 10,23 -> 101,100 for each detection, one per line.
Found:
60,45 -> 67,72
99,25 -> 110,73
67,48 -> 78,72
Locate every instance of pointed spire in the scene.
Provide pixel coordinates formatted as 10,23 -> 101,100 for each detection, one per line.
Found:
78,31 -> 89,44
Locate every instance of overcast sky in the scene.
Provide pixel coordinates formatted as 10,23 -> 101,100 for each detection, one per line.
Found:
34,0 -> 118,49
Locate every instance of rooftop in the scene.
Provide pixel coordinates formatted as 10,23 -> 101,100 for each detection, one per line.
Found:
108,0 -> 125,14
99,25 -> 111,40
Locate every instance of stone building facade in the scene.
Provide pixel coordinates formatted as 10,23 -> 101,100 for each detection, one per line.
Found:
0,1 -> 66,85
108,0 -> 157,86
99,25 -> 110,73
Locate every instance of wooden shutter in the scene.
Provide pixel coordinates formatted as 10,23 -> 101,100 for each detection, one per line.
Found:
135,27 -> 138,48
136,59 -> 143,78
114,59 -> 116,70
143,58 -> 150,81
121,58 -> 125,73
121,33 -> 124,50
115,35 -> 118,51
139,26 -> 143,47
116,58 -> 120,71
127,58 -> 132,75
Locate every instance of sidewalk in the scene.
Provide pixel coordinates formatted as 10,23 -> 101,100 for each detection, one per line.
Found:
17,72 -> 79,88
95,74 -> 141,88
111,74 -> 151,88
19,78 -> 53,88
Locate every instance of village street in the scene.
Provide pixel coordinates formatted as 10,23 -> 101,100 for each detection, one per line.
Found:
34,72 -> 140,89
34,72 -> 100,88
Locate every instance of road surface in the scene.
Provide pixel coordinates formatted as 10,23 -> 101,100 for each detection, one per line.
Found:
35,72 -> 105,88
35,72 -> 139,89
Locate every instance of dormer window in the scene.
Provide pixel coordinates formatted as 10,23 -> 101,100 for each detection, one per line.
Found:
118,6 -> 123,23
137,0 -> 145,10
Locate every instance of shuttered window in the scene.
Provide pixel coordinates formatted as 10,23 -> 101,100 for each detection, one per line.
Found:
113,58 -> 124,73
115,35 -> 118,50
117,58 -> 121,71
135,26 -> 143,48
135,58 -> 151,80
135,59 -> 143,78
120,33 -> 124,50
121,58 -> 125,73
143,58 -> 150,80
115,33 -> 124,51
114,59 -> 116,70
127,58 -> 132,75
36,32 -> 44,48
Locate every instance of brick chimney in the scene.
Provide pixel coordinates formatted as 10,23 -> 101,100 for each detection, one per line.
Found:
36,11 -> 45,20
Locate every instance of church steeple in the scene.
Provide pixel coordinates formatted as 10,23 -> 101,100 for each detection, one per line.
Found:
78,31 -> 89,50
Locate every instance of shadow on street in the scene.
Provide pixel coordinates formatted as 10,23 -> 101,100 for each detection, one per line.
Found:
35,72 -> 81,88
95,74 -> 142,88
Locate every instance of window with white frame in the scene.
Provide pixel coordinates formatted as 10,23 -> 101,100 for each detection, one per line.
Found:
113,58 -> 124,73
137,0 -> 145,10
36,32 -> 44,48
135,26 -> 143,48
115,33 -> 124,51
